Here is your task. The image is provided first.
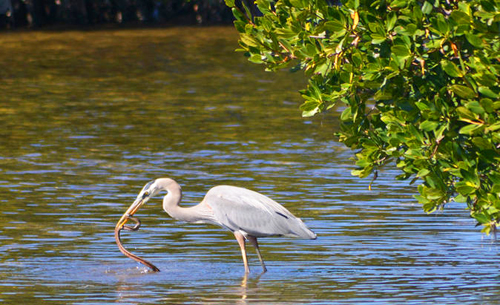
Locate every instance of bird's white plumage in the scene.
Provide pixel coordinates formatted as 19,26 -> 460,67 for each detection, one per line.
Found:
203,185 -> 316,239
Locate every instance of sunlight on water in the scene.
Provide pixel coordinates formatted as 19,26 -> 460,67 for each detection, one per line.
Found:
1,27 -> 499,304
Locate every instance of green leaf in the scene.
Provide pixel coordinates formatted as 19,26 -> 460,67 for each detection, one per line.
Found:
456,183 -> 477,196
275,28 -> 298,38
289,0 -> 306,9
435,13 -> 449,34
408,124 -> 424,143
412,4 -> 423,20
456,106 -> 477,121
434,123 -> 448,140
425,187 -> 445,200
450,10 -> 470,24
461,169 -> 480,187
232,7 -> 247,22
473,213 -> 490,224
492,183 -> 500,193
255,0 -> 271,13
344,0 -> 360,10
418,168 -> 431,177
478,86 -> 499,98
248,53 -> 263,64
466,101 -> 485,115
386,12 -> 397,31
240,34 -> 259,47
425,38 -> 444,50
390,0 -> 407,8
486,122 -> 500,132
351,51 -> 363,67
371,34 -> 386,44
300,101 -> 321,117
450,85 -> 476,99
340,106 -> 352,121
459,123 -> 483,135
472,137 -> 492,150
466,32 -> 484,48
392,45 -> 411,59
441,60 -> 463,77
224,0 -> 235,7
481,225 -> 492,235
420,120 -> 439,132
351,165 -> 373,178
422,1 -> 433,15
415,101 -> 429,111
324,20 -> 346,32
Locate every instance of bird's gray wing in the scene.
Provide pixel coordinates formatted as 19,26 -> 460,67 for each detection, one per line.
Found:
203,185 -> 316,239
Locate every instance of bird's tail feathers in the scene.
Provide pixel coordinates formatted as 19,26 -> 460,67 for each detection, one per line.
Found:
287,218 -> 317,240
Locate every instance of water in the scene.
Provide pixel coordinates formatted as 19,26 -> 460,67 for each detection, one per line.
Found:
1,27 -> 499,304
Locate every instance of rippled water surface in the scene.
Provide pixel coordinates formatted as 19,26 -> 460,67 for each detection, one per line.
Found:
1,27 -> 499,304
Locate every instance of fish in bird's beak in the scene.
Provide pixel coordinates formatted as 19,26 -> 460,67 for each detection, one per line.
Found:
115,195 -> 147,231
114,180 -> 160,272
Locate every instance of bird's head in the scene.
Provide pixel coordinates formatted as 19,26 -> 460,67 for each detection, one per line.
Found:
115,180 -> 159,230
115,178 -> 180,230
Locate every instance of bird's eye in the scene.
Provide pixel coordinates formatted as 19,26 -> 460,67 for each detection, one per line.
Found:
142,191 -> 149,198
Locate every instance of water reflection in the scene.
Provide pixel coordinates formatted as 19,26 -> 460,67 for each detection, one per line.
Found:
1,26 -> 499,304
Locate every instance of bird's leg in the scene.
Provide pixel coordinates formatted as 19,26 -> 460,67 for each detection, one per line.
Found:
122,214 -> 141,231
234,232 -> 250,274
247,236 -> 267,273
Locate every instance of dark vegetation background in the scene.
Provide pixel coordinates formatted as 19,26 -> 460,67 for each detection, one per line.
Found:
0,0 -> 234,28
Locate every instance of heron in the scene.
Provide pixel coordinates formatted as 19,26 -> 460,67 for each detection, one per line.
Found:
115,178 -> 316,273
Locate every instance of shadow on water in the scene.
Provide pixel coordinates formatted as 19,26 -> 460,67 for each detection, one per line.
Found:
1,27 -> 500,304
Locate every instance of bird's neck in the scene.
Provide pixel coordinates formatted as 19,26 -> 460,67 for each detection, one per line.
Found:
162,183 -> 183,219
162,184 -> 209,223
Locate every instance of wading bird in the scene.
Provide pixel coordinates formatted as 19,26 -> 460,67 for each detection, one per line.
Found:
115,178 -> 316,273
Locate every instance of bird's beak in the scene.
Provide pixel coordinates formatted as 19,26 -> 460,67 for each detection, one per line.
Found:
115,196 -> 146,230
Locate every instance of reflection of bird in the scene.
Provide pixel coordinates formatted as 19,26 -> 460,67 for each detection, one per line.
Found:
115,178 -> 316,273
